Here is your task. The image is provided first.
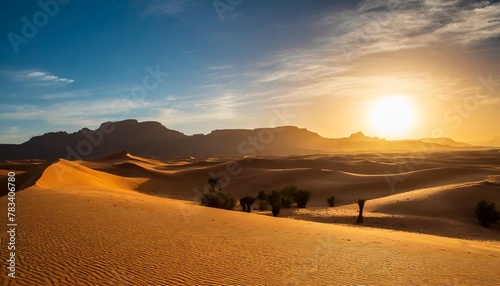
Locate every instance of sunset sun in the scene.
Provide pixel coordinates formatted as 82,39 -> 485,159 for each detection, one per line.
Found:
369,96 -> 416,139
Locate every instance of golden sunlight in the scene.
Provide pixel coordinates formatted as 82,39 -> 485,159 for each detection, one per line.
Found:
369,96 -> 416,139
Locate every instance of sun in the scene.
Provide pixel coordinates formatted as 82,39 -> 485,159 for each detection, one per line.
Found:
369,96 -> 416,139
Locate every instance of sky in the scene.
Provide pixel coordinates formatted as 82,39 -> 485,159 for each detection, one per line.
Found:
1,0 -> 500,144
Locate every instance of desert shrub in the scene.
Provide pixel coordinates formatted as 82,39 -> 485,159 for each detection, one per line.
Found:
201,190 -> 236,210
475,199 -> 500,228
281,196 -> 294,208
294,189 -> 312,208
208,176 -> 221,191
326,196 -> 335,207
239,198 -> 247,212
266,189 -> 283,217
201,177 -> 235,210
258,200 -> 269,211
256,190 -> 269,210
281,184 -> 299,208
357,199 -> 366,224
257,190 -> 267,201
239,196 -> 256,213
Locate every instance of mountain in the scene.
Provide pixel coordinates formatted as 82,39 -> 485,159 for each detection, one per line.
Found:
346,131 -> 382,142
470,136 -> 500,147
418,137 -> 471,148
0,119 -> 488,160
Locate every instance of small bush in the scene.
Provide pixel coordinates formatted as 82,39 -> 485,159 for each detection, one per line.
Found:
326,196 -> 335,207
208,177 -> 221,191
258,200 -> 269,211
266,189 -> 283,217
281,185 -> 299,208
281,196 -> 294,208
256,190 -> 269,210
201,190 -> 235,210
294,189 -> 311,208
201,176 -> 235,210
239,198 -> 247,212
357,199 -> 366,224
257,190 -> 267,201
239,196 -> 256,213
475,199 -> 500,228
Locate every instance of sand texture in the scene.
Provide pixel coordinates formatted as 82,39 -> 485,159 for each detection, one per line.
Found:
1,150 -> 499,285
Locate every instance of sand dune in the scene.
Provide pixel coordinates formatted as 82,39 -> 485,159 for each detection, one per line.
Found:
7,150 -> 500,223
367,181 -> 500,221
35,159 -> 143,194
289,179 -> 500,240
1,185 -> 499,285
1,150 -> 500,284
0,160 -> 53,196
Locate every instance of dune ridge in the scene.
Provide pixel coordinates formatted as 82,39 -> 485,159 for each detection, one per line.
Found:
3,150 -> 499,238
1,150 -> 500,284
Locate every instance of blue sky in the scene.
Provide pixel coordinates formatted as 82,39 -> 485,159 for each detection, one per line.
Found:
1,0 -> 500,143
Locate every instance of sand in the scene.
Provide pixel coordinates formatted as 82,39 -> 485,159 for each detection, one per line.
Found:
1,150 -> 499,285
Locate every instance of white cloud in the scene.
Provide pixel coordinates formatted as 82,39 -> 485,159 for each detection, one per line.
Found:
26,71 -> 75,83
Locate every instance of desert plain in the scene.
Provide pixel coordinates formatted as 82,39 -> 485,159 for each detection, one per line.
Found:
0,150 -> 499,285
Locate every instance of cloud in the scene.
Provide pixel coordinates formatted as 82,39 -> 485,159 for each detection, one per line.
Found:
26,71 -> 75,83
142,0 -> 192,17
217,0 -> 500,107
209,65 -> 232,70
0,98 -> 154,127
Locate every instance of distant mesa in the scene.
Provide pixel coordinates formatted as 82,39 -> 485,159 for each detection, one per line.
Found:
347,132 -> 381,142
0,119 -> 496,161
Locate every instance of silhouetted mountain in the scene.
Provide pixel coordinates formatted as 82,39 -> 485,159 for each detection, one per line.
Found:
0,119 -> 489,160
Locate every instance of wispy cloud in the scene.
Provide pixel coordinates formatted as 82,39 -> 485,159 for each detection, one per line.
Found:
142,0 -> 192,17
215,0 -> 500,107
0,98 -> 154,127
158,0 -> 498,135
26,71 -> 75,83
209,65 -> 232,70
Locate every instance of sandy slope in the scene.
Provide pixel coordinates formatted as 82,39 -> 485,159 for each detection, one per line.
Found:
35,159 -> 142,191
63,151 -> 500,208
4,151 -> 500,237
1,185 -> 499,285
1,150 -> 500,284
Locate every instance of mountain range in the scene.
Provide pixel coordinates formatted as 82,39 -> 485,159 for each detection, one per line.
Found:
0,119 -> 497,160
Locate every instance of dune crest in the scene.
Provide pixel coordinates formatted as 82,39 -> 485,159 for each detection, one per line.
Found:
35,159 -> 141,191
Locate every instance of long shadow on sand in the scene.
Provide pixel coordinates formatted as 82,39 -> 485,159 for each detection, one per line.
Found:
283,210 -> 500,241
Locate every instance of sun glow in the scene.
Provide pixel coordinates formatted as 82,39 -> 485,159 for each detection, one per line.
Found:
369,96 -> 416,139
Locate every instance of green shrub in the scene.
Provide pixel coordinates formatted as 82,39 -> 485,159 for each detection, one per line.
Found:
475,199 -> 500,228
294,189 -> 311,208
326,196 -> 335,207
266,189 -> 283,217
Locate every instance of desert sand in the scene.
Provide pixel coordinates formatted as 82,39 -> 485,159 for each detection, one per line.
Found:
1,150 -> 499,285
